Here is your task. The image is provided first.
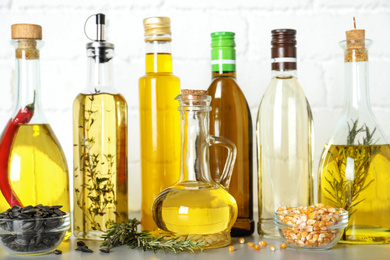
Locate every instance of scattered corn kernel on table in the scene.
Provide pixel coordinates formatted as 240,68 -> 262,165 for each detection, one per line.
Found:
1,212 -> 390,260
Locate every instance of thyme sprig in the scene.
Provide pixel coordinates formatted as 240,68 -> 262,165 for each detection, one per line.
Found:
100,219 -> 208,253
324,118 -> 380,240
74,91 -> 118,232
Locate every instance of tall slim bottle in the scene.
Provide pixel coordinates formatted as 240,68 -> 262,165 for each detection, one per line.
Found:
256,29 -> 313,237
318,26 -> 390,243
139,17 -> 181,231
207,32 -> 254,236
0,24 -> 70,238
73,14 -> 128,239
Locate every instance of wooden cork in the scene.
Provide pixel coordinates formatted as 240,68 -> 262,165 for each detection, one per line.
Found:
345,19 -> 367,62
11,24 -> 42,60
181,89 -> 208,105
12,24 -> 42,40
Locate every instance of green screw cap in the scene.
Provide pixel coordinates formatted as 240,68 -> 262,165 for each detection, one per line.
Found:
211,31 -> 236,72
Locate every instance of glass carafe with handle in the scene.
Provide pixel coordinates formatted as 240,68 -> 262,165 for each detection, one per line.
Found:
152,90 -> 238,249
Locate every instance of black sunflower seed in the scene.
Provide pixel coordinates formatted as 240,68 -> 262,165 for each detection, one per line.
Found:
53,249 -> 62,255
77,241 -> 86,247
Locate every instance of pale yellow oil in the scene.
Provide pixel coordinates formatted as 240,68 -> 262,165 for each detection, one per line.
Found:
73,93 -> 128,239
152,184 -> 238,248
139,53 -> 181,231
0,124 -> 70,239
319,144 -> 390,243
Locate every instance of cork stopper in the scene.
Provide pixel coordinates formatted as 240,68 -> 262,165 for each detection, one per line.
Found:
143,17 -> 172,42
180,89 -> 209,105
11,24 -> 42,40
181,89 -> 207,96
11,24 -> 42,60
345,17 -> 367,62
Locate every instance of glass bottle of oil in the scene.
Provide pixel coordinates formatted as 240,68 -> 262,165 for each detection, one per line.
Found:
207,32 -> 254,236
152,90 -> 238,249
318,25 -> 390,244
139,17 -> 181,232
73,14 -> 128,239
256,29 -> 314,237
0,24 -> 70,238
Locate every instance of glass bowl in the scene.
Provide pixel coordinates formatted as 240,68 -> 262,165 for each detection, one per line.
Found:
0,213 -> 70,255
274,205 -> 348,250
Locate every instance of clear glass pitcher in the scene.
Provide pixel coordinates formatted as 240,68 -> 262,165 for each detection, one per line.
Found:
152,90 -> 238,249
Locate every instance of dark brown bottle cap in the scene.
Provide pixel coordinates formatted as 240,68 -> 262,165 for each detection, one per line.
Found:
271,29 -> 297,70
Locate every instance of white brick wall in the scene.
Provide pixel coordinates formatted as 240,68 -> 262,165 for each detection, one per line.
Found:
1,0 -> 390,212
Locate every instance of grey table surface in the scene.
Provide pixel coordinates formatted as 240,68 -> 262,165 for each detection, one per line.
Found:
1,235 -> 390,260
1,212 -> 390,260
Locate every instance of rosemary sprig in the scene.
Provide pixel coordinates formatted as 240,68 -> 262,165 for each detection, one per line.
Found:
324,118 -> 380,240
100,219 -> 208,253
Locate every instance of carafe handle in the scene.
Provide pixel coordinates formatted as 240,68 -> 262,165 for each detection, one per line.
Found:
209,136 -> 237,189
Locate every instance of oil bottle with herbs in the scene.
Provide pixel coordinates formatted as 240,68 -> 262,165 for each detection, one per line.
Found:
73,14 -> 128,239
0,24 -> 70,238
318,22 -> 390,243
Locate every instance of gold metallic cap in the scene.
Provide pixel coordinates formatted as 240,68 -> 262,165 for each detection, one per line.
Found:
11,24 -> 42,40
143,17 -> 171,42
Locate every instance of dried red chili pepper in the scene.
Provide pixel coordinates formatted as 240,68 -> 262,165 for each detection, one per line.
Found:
0,104 -> 34,207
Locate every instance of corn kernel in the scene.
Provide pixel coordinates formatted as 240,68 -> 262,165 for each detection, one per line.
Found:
228,246 -> 234,252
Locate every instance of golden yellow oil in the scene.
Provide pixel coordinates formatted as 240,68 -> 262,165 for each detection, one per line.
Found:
0,124 -> 70,239
152,184 -> 238,248
318,144 -> 390,243
73,93 -> 128,239
139,53 -> 181,231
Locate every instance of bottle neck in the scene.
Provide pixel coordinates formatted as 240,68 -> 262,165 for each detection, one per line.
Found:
145,41 -> 173,73
211,46 -> 236,76
212,71 -> 236,78
271,69 -> 298,78
179,108 -> 212,184
86,47 -> 114,93
342,61 -> 371,114
13,40 -> 46,122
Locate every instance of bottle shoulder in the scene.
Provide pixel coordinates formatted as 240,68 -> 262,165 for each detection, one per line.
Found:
140,73 -> 179,80
261,76 -> 308,102
257,76 -> 313,120
74,93 -> 128,107
208,77 -> 246,99
325,112 -> 389,146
